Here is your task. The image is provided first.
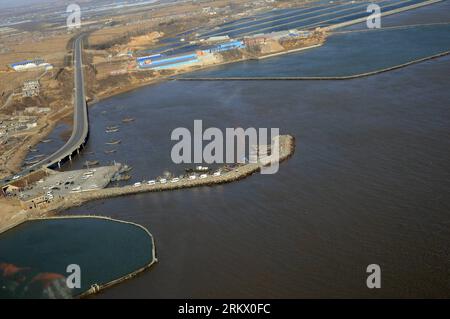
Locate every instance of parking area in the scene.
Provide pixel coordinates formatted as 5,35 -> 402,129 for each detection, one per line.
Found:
20,165 -> 120,201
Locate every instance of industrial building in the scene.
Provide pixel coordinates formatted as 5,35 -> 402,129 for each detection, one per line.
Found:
9,59 -> 53,72
137,53 -> 199,70
136,40 -> 246,70
201,40 -> 245,54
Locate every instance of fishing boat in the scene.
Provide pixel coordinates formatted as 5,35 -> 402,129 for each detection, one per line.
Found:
122,117 -> 135,123
116,174 -> 131,181
185,165 -> 210,173
106,125 -> 119,130
83,160 -> 99,167
28,147 -> 38,152
104,149 -> 117,154
106,140 -> 121,145
105,128 -> 119,133
119,164 -> 133,173
41,139 -> 52,143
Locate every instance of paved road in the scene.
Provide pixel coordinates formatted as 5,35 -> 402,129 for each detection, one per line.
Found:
1,35 -> 88,185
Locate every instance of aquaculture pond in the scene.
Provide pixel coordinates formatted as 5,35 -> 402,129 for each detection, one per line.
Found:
0,217 -> 155,299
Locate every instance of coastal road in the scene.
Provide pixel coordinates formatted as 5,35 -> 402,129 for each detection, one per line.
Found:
1,35 -> 88,186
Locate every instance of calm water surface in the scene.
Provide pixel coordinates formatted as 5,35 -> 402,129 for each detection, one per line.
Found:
65,55 -> 450,298
14,2 -> 450,298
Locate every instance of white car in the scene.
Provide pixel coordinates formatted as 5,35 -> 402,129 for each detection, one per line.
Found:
171,178 -> 180,183
133,182 -> 142,187
189,175 -> 197,180
159,179 -> 167,184
213,171 -> 221,177
200,174 -> 208,179
147,180 -> 156,185
12,175 -> 21,180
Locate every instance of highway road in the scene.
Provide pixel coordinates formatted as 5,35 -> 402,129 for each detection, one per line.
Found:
1,35 -> 88,185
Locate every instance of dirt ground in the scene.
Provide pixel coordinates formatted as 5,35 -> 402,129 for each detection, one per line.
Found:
0,197 -> 24,232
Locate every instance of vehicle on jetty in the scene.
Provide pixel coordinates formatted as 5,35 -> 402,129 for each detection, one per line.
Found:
71,186 -> 82,192
122,117 -> 135,123
147,180 -> 156,185
106,140 -> 121,145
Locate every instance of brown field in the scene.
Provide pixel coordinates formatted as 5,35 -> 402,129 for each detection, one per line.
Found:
0,33 -> 71,71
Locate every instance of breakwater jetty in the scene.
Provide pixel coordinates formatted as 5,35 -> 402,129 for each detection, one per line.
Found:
53,135 -> 295,210
178,51 -> 450,82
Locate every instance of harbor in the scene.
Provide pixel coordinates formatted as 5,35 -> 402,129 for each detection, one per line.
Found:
51,135 -> 295,211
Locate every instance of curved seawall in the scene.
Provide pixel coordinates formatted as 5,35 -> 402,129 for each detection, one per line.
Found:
0,216 -> 157,299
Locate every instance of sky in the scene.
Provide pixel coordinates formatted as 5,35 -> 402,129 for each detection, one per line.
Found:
0,0 -> 46,9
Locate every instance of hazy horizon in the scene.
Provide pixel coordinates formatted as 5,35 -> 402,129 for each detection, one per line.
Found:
0,0 -> 156,10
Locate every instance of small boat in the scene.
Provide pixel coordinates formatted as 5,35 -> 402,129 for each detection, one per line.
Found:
122,117 -> 135,123
28,147 -> 38,152
106,140 -> 121,145
185,165 -> 210,173
106,125 -> 119,130
41,139 -> 52,143
83,160 -> 99,167
25,154 -> 45,162
104,149 -> 117,154
105,128 -> 119,133
119,165 -> 133,173
111,174 -> 131,182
